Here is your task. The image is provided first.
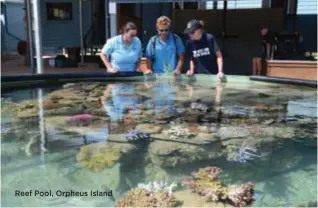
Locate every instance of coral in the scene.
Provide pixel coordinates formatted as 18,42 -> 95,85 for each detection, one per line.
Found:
190,99 -> 209,112
182,167 -> 228,202
233,146 -> 262,163
65,114 -> 94,126
182,167 -> 255,207
76,143 -> 121,172
124,129 -> 151,142
115,188 -> 182,207
135,181 -> 178,196
167,123 -> 196,140
227,182 -> 254,207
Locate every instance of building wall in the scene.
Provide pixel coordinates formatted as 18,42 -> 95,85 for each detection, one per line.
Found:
141,3 -> 172,47
40,0 -> 92,48
1,2 -> 26,53
289,15 -> 317,52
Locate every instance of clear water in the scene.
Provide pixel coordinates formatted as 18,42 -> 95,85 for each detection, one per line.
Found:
1,75 -> 317,207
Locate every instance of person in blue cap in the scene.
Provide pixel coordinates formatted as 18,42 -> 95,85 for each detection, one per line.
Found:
183,19 -> 224,79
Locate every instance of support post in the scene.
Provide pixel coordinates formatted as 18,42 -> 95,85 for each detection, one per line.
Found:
37,88 -> 47,170
79,0 -> 84,63
105,0 -> 110,41
26,0 -> 35,72
31,0 -> 43,74
109,2 -> 117,37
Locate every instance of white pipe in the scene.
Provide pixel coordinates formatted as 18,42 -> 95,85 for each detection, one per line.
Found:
79,0 -> 84,63
31,0 -> 43,74
37,88 -> 47,170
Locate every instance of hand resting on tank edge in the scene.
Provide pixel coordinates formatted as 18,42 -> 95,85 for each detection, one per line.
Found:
107,67 -> 118,73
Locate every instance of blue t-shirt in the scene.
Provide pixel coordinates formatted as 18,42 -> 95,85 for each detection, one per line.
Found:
103,83 -> 141,122
185,33 -> 220,74
145,32 -> 185,74
101,35 -> 142,72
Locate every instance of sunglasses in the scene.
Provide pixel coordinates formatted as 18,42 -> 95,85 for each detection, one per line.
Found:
159,29 -> 169,33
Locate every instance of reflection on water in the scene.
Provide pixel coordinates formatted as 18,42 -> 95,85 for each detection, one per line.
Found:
1,77 -> 317,207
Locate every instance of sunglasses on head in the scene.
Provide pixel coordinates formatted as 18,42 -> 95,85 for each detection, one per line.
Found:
159,29 -> 169,33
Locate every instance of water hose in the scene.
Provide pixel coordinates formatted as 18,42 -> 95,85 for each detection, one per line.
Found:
2,3 -> 22,41
2,3 -> 27,55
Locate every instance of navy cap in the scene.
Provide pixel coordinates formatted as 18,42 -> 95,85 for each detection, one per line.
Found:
183,19 -> 203,34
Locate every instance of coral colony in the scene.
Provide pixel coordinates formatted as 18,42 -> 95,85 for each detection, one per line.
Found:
167,124 -> 196,140
190,100 -> 209,112
182,166 -> 255,207
65,114 -> 94,126
234,147 -> 262,163
124,129 -> 151,142
135,181 -> 178,196
115,181 -> 181,207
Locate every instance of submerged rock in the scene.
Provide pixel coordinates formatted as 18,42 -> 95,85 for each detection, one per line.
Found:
148,133 -> 222,168
115,188 -> 182,207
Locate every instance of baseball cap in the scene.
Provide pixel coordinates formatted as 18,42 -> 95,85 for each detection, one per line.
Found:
183,19 -> 203,34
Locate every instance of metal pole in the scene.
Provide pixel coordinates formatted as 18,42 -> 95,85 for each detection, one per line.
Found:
31,0 -> 43,74
105,0 -> 110,41
79,0 -> 84,63
37,88 -> 47,170
26,0 -> 35,72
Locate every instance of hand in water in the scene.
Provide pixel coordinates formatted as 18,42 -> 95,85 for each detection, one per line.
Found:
173,69 -> 181,75
107,67 -> 118,73
186,70 -> 194,76
217,72 -> 224,79
144,69 -> 153,75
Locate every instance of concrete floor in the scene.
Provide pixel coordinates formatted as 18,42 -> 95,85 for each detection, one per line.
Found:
1,55 -> 105,76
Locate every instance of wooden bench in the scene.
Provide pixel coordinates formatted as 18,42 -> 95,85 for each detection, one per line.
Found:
265,60 -> 317,81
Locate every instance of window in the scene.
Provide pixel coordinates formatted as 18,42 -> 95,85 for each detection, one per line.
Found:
297,0 -> 317,15
46,3 -> 72,20
206,0 -> 262,10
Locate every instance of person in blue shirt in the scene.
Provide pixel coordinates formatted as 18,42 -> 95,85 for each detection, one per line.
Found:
100,22 -> 142,73
184,19 -> 224,79
145,16 -> 185,75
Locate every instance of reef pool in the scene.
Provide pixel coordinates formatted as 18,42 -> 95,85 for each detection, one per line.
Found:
1,75 -> 317,207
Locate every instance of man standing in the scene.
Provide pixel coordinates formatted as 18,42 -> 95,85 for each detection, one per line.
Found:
183,19 -> 224,79
252,27 -> 278,75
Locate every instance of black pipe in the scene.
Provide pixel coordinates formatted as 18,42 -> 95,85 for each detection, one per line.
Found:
1,71 -> 144,82
249,76 -> 317,88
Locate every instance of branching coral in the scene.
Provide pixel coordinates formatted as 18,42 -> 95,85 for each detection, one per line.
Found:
182,167 -> 255,207
135,181 -> 178,196
76,143 -> 121,172
182,167 -> 228,202
115,188 -> 182,207
124,129 -> 151,142
167,123 -> 196,140
228,183 -> 254,207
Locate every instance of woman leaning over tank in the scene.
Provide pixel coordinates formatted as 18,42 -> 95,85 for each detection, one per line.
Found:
100,22 -> 142,73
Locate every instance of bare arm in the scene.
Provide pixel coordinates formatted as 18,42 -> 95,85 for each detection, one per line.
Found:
189,59 -> 195,74
135,59 -> 141,72
216,51 -> 223,73
175,54 -> 184,73
266,43 -> 271,59
146,58 -> 153,71
100,53 -> 112,70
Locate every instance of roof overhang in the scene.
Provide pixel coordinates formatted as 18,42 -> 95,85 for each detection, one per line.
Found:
109,0 -> 213,3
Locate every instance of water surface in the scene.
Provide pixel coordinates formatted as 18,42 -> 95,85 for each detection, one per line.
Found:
1,75 -> 317,207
